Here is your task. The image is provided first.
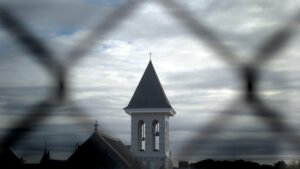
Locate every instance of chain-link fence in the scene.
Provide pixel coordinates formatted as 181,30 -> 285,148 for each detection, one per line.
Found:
0,0 -> 300,166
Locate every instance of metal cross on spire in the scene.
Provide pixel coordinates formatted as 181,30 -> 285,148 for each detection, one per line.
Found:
94,120 -> 99,132
149,52 -> 152,60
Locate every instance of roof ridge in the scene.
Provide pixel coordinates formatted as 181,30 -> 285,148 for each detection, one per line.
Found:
101,133 -> 121,141
97,133 -> 131,167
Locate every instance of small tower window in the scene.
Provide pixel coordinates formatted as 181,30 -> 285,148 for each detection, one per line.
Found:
152,120 -> 159,151
138,121 -> 146,151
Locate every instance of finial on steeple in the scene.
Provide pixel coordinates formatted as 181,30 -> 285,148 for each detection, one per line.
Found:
149,52 -> 152,60
94,120 -> 99,132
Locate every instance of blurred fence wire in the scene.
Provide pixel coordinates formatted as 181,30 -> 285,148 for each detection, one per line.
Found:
0,0 -> 300,161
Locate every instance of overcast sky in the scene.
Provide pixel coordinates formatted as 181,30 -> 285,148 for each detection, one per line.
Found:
0,0 -> 300,164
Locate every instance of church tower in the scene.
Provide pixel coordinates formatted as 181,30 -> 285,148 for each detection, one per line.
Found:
124,60 -> 176,169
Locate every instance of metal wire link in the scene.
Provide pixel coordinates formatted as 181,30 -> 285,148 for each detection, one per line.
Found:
0,0 -> 299,160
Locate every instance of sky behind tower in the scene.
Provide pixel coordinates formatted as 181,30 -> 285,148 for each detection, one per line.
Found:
0,0 -> 300,163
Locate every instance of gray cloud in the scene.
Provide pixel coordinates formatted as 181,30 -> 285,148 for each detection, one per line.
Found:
0,0 -> 300,163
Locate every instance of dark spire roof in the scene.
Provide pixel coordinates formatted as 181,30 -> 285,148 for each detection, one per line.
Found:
40,144 -> 50,164
40,152 -> 49,164
125,60 -> 172,109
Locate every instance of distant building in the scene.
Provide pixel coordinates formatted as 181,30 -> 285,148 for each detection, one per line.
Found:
124,60 -> 176,169
39,147 -> 66,169
0,129 -> 136,169
0,147 -> 23,169
178,161 -> 190,169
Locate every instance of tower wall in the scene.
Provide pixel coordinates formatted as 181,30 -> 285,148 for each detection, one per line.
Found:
131,113 -> 171,169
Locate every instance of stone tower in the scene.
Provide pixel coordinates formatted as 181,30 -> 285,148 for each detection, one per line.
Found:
124,60 -> 176,169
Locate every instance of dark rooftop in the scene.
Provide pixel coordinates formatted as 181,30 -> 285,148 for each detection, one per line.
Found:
67,132 -> 134,168
0,147 -> 21,164
124,60 -> 173,109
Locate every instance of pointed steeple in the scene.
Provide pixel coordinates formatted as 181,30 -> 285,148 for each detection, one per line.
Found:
124,60 -> 175,116
40,143 -> 50,164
